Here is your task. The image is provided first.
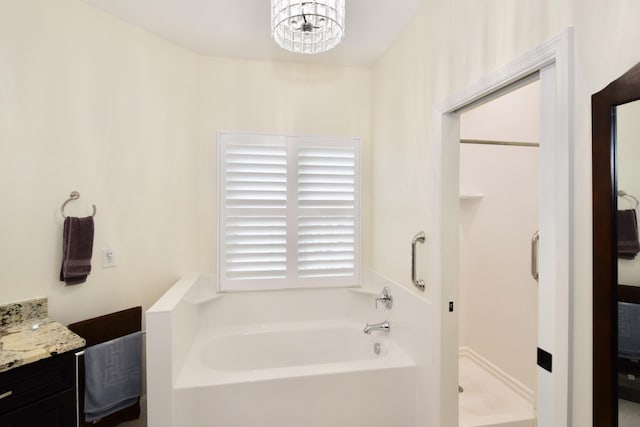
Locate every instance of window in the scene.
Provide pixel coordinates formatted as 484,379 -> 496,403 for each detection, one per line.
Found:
218,133 -> 361,291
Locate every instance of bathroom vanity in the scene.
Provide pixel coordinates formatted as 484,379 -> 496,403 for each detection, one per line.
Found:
0,298 -> 85,426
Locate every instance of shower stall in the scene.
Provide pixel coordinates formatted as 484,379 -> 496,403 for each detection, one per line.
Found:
457,81 -> 540,427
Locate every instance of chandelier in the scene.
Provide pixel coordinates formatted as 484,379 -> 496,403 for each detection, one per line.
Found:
271,0 -> 345,54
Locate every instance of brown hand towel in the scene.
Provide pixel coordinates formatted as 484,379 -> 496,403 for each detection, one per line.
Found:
60,216 -> 95,285
617,209 -> 640,259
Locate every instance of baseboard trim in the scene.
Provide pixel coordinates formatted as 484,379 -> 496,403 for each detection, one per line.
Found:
459,346 -> 535,403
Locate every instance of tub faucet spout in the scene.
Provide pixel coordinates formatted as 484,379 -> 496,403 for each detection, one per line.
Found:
363,321 -> 390,334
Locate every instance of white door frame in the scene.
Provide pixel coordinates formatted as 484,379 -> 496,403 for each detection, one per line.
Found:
431,28 -> 574,427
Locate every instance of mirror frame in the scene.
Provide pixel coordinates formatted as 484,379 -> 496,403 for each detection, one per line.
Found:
593,61 -> 640,426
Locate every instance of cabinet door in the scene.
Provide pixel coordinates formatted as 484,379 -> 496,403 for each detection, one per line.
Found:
0,352 -> 75,415
0,389 -> 76,427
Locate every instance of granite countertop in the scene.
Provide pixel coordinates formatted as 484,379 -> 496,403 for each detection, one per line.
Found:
0,298 -> 86,373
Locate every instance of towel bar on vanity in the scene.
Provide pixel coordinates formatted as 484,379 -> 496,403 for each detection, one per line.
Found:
61,191 -> 97,218
73,330 -> 145,357
74,330 -> 145,427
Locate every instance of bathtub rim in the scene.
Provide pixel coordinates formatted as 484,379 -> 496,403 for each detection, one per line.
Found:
148,272 -> 433,309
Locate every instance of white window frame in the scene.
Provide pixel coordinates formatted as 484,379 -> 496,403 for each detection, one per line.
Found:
218,132 -> 361,292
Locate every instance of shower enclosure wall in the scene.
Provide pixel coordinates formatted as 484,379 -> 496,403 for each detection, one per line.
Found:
459,143 -> 538,427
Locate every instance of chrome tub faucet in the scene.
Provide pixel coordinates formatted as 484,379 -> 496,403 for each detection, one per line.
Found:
363,321 -> 391,334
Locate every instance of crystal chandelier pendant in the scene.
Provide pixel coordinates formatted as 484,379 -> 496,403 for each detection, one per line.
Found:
271,0 -> 345,54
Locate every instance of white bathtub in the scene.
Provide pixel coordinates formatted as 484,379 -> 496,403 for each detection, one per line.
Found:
198,323 -> 395,372
147,275 -> 434,427
176,320 -> 414,387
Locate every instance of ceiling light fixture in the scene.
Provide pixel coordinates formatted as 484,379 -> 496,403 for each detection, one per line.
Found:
271,0 -> 345,54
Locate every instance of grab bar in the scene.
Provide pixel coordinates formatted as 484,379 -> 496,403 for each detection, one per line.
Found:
531,230 -> 539,282
411,231 -> 426,291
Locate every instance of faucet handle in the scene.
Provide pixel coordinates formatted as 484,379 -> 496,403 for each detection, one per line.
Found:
375,286 -> 393,310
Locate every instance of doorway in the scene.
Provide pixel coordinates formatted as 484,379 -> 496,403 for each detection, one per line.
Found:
432,29 -> 573,427
458,80 -> 540,427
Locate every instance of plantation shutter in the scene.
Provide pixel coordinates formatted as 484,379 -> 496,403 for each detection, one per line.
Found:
219,133 -> 360,291
297,144 -> 357,280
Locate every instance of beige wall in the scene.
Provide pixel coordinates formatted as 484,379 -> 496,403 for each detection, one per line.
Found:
459,143 -> 539,392
460,80 -> 540,143
197,57 -> 371,275
4,0 -> 640,424
0,0 -> 371,326
370,0 -> 640,425
370,0 -> 563,304
0,0 -> 201,325
572,3 -> 640,424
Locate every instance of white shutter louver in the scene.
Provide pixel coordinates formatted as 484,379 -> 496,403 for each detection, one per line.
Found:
219,134 -> 360,291
224,144 -> 287,209
297,145 -> 357,279
221,141 -> 288,284
297,216 -> 355,277
298,147 -> 356,209
224,216 -> 287,279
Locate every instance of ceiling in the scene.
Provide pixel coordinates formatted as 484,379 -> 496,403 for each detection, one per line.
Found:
81,0 -> 424,66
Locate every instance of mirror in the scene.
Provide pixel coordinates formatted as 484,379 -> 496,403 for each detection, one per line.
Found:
593,62 -> 640,426
616,100 -> 640,426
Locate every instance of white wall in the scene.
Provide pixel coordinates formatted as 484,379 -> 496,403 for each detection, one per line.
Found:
369,0 -> 640,425
0,0 -> 371,327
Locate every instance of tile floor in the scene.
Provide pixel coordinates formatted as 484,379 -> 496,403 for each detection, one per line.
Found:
118,397 -> 147,427
102,379 -> 640,427
459,356 -> 536,427
619,398 -> 640,427
118,365 -> 540,427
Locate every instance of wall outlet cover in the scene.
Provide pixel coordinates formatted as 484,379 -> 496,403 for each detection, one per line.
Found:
102,248 -> 116,268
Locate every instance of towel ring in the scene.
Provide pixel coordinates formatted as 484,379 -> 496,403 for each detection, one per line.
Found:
61,191 -> 96,218
618,190 -> 639,209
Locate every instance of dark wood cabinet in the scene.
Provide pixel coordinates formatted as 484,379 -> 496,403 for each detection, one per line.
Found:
617,286 -> 640,404
618,358 -> 640,402
0,352 -> 76,427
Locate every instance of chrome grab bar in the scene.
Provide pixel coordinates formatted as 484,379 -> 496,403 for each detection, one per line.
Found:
531,230 -> 539,282
411,231 -> 426,291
